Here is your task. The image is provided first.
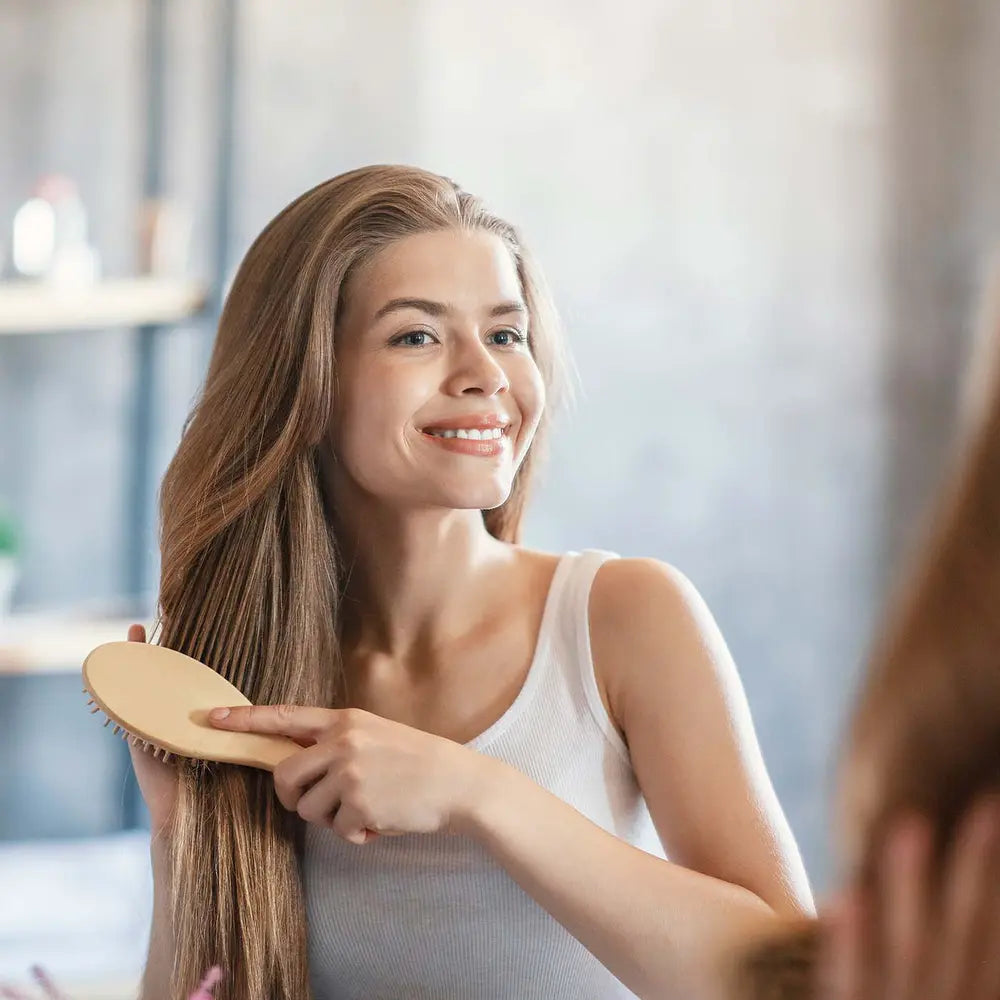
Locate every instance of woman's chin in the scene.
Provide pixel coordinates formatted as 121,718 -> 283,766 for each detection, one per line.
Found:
438,483 -> 513,513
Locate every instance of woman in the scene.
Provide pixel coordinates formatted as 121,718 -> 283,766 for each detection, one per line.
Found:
737,264 -> 1000,1000
130,165 -> 814,1000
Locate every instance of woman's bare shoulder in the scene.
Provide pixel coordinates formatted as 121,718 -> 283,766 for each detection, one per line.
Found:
588,557 -> 703,732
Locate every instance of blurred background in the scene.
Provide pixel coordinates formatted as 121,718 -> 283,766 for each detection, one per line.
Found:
1,0 -> 998,993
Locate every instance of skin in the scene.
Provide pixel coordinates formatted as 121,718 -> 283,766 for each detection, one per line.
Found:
129,227 -> 1000,998
819,796 -> 1000,1000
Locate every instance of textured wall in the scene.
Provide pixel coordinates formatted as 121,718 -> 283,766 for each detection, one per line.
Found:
1,0 -> 998,894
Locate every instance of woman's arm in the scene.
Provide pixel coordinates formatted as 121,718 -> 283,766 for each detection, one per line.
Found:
457,557 -> 814,1000
138,834 -> 176,1000
464,759 -> 792,1000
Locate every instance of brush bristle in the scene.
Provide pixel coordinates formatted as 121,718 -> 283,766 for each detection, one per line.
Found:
84,690 -> 175,762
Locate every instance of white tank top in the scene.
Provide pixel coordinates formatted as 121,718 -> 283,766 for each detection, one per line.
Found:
302,549 -> 667,999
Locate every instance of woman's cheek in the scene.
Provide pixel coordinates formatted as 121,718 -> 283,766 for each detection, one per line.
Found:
514,363 -> 546,437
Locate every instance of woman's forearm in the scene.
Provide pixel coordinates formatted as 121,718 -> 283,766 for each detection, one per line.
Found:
138,834 -> 176,1000
460,758 -> 791,1000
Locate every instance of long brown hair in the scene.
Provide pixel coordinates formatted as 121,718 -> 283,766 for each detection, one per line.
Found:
150,166 -> 571,999
738,266 -> 1000,999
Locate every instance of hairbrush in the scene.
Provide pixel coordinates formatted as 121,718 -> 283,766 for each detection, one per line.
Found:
81,641 -> 298,770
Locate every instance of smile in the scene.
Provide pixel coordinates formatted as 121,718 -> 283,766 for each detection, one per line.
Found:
420,426 -> 511,456
425,427 -> 505,440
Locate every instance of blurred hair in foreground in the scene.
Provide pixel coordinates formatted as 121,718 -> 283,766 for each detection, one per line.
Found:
736,256 -> 1000,999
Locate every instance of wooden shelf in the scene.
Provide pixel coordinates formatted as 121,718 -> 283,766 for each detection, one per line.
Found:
0,277 -> 207,334
0,611 -> 151,675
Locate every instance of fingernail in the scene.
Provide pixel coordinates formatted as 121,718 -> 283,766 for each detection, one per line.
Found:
209,708 -> 230,720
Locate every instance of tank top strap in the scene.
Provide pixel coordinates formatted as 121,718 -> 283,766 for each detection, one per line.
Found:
467,548 -> 623,753
548,548 -> 629,762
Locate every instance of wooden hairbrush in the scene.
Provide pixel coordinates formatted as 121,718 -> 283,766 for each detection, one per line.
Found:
81,641 -> 300,770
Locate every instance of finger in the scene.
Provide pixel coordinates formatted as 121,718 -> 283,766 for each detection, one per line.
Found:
330,801 -> 373,846
127,623 -> 146,643
295,772 -> 345,827
273,744 -> 333,811
879,814 -> 933,1000
974,800 -> 1000,999
817,895 -> 847,1000
819,889 -> 866,1000
207,703 -> 336,744
936,795 -> 1000,1000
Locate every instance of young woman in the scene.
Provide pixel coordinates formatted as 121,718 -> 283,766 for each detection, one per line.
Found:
129,165 -> 814,1000
738,267 -> 1000,1000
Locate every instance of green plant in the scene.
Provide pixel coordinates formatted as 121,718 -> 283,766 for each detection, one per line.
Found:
0,508 -> 17,557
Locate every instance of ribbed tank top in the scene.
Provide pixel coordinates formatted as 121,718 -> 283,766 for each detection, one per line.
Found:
302,549 -> 667,999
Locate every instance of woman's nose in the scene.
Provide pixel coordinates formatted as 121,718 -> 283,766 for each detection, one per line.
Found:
444,340 -> 511,396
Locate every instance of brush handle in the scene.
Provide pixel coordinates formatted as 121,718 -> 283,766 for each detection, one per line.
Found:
177,709 -> 301,772
240,734 -> 300,772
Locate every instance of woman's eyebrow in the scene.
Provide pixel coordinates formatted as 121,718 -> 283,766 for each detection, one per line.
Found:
372,298 -> 527,321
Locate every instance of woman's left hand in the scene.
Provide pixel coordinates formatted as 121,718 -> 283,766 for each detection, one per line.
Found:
818,794 -> 1000,1000
208,704 -> 492,844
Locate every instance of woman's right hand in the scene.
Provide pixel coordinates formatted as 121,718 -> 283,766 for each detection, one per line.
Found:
126,623 -> 179,839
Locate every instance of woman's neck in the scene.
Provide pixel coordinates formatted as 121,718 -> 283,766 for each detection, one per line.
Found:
334,509 -> 516,662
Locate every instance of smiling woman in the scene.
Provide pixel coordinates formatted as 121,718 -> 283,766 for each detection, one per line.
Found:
321,228 -> 544,519
130,165 -> 813,1000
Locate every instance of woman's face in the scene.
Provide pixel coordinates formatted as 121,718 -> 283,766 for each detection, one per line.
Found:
328,228 -> 546,514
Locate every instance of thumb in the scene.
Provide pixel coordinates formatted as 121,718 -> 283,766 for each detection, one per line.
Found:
127,623 -> 147,643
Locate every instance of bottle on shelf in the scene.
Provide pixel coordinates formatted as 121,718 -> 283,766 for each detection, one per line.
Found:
10,174 -> 101,285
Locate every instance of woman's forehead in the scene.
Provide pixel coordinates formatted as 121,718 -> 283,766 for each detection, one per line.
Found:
348,230 -> 523,320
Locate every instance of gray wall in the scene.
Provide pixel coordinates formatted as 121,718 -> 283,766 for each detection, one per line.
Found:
2,0 -> 999,891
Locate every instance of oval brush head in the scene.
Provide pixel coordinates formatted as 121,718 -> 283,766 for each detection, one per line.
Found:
82,641 -> 299,771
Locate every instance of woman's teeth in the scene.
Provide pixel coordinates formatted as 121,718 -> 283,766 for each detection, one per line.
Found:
427,427 -> 505,440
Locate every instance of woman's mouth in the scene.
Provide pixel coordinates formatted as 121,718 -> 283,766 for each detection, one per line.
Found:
420,424 -> 511,456
425,427 -> 505,441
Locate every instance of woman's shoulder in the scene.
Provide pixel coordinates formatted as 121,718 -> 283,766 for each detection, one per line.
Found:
587,556 -> 714,729
508,545 -> 707,634
508,547 -> 700,619
590,555 -> 699,621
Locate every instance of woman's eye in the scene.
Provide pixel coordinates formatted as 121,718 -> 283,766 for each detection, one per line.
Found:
394,330 -> 435,347
489,328 -> 528,347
